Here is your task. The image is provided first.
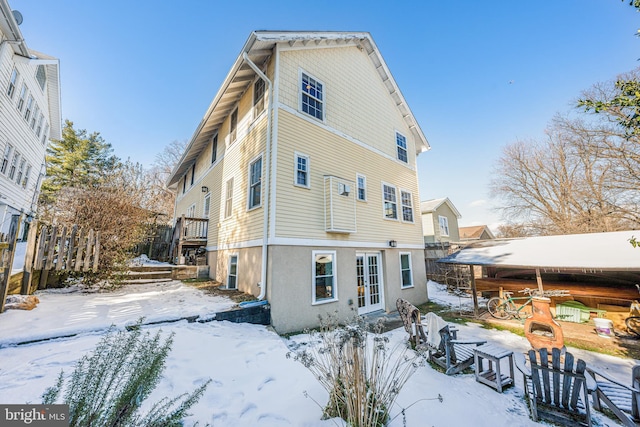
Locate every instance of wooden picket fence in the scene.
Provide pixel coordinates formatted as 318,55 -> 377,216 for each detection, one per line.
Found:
21,221 -> 100,293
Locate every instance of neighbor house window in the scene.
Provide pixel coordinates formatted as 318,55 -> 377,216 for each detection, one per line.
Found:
24,94 -> 33,121
313,251 -> 336,303
400,253 -> 413,288
301,71 -> 323,120
36,65 -> 47,90
396,132 -> 408,163
41,123 -> 49,145
248,156 -> 262,209
401,190 -> 414,222
382,183 -> 397,220
22,164 -> 31,188
7,68 -> 18,99
439,215 -> 450,236
211,134 -> 218,164
224,177 -> 234,218
253,78 -> 265,117
36,113 -> 44,137
295,153 -> 309,188
30,104 -> 39,129
229,108 -> 238,142
227,255 -> 238,289
203,194 -> 211,217
17,84 -> 27,111
8,151 -> 20,180
1,144 -> 13,174
15,157 -> 25,184
356,174 -> 366,201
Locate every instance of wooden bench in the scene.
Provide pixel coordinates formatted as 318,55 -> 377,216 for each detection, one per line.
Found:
587,365 -> 640,427
515,347 -> 596,427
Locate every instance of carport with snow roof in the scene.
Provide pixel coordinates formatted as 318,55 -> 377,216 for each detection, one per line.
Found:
437,230 -> 640,316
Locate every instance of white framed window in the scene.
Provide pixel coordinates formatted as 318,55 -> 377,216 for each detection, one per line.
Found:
400,253 -> 413,288
211,134 -> 218,164
186,204 -> 196,218
248,155 -> 262,209
15,157 -> 25,184
227,254 -> 238,289
439,215 -> 450,237
17,84 -> 27,112
22,164 -> 31,188
8,151 -> 20,180
182,174 -> 187,194
203,193 -> 211,217
356,174 -> 367,202
396,132 -> 408,163
41,123 -> 49,145
253,78 -> 265,117
400,190 -> 414,222
36,65 -> 47,90
7,68 -> 18,99
229,108 -> 238,143
224,177 -> 234,218
382,183 -> 398,220
24,94 -> 33,122
1,143 -> 13,174
312,250 -> 337,304
35,113 -> 44,137
294,152 -> 310,188
300,71 -> 324,120
30,103 -> 39,129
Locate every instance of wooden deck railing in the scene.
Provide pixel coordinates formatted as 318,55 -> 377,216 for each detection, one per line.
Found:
169,215 -> 208,265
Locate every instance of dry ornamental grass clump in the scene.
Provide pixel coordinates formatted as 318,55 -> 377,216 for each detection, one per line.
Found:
288,315 -> 428,427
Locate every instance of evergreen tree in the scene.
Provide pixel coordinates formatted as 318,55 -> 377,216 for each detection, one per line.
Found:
40,120 -> 119,204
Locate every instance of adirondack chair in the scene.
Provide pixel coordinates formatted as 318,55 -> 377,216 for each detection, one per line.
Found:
428,325 -> 486,375
586,365 -> 640,427
515,347 -> 597,427
396,298 -> 427,348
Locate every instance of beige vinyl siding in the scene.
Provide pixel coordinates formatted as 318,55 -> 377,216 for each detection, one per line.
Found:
275,110 -> 423,245
278,45 -> 417,165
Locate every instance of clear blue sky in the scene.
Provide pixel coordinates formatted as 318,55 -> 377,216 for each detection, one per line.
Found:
11,0 -> 639,229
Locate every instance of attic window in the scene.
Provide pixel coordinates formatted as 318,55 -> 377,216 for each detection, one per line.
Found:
36,65 -> 46,90
301,71 -> 323,120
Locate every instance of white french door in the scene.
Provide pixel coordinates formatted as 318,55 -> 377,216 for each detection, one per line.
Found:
356,252 -> 384,314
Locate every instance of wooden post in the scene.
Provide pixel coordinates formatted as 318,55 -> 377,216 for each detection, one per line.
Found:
55,226 -> 67,271
92,231 -> 100,272
21,219 -> 39,294
0,214 -> 22,313
536,268 -> 544,295
65,224 -> 78,270
469,264 -> 479,318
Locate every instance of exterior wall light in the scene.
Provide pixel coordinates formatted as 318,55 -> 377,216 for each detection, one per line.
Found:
389,240 -> 397,248
201,186 -> 209,193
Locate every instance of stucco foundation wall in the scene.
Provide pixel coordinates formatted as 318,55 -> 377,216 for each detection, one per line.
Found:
214,246 -> 262,296
267,245 -> 428,334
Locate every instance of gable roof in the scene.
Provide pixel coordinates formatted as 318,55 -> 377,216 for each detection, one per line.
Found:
167,30 -> 430,187
459,225 -> 495,240
420,197 -> 462,218
439,230 -> 640,271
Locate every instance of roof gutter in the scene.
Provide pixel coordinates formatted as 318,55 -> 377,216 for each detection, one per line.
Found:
242,52 -> 272,301
0,0 -> 29,57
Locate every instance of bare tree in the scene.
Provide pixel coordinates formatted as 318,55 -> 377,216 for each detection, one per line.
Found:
490,115 -> 640,235
143,139 -> 188,221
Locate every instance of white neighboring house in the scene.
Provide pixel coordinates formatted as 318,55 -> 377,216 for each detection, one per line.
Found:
0,0 -> 61,238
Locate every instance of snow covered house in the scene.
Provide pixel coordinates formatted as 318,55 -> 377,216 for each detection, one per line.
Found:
168,31 -> 430,333
421,197 -> 461,244
0,0 -> 61,238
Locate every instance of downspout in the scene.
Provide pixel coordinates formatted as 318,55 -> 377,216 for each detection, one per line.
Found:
242,52 -> 272,301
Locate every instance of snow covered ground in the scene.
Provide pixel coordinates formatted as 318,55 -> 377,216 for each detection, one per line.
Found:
0,280 -> 635,426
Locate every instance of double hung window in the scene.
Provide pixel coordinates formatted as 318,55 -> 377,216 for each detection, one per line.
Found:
401,190 -> 414,222
295,153 -> 309,188
396,132 -> 408,163
301,72 -> 323,120
7,69 -> 18,99
313,251 -> 336,303
383,183 -> 397,220
400,253 -> 412,288
248,156 -> 262,209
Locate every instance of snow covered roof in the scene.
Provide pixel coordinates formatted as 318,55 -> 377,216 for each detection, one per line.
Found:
438,230 -> 640,271
420,197 -> 461,218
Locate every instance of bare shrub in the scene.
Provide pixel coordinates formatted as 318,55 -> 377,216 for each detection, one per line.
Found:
287,315 -> 424,427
